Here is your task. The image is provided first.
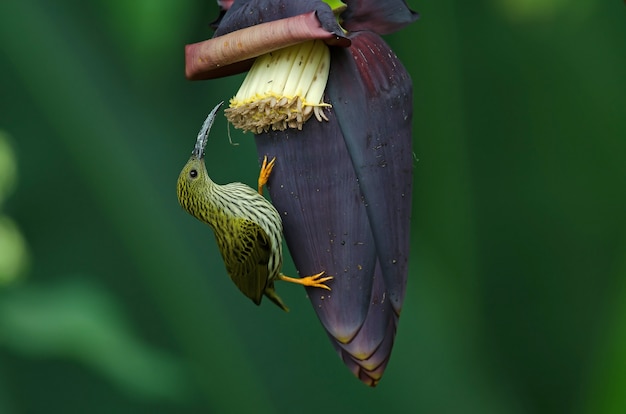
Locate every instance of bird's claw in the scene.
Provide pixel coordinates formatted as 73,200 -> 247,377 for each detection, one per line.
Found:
299,271 -> 334,291
258,155 -> 276,194
279,271 -> 334,290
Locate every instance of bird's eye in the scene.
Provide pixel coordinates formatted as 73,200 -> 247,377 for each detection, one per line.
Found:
189,169 -> 198,178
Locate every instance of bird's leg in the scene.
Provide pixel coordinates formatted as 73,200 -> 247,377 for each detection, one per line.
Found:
279,271 -> 333,290
257,155 -> 276,195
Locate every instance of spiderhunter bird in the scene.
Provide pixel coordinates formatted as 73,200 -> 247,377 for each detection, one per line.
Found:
177,102 -> 333,311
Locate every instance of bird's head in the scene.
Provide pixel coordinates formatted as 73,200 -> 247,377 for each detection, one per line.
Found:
177,102 -> 223,215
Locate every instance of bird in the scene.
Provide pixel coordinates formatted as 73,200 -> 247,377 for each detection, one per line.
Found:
177,102 -> 333,311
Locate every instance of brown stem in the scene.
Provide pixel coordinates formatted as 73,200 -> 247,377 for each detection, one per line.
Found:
185,11 -> 350,80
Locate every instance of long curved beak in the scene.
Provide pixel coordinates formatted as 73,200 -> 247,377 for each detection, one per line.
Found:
193,101 -> 224,158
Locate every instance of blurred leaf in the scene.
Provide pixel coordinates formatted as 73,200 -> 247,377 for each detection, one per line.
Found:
583,252 -> 626,414
0,131 -> 17,207
0,370 -> 17,414
492,0 -> 595,22
97,0 -> 198,82
0,216 -> 29,285
0,279 -> 190,402
0,133 -> 28,285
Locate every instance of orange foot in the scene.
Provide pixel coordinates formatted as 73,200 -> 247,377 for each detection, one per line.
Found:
258,155 -> 276,195
279,272 -> 334,290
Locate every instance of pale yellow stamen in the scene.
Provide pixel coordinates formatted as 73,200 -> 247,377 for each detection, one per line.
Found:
225,40 -> 331,134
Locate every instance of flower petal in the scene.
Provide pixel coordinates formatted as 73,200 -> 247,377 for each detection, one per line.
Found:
342,0 -> 419,34
255,112 -> 375,343
329,260 -> 399,386
327,30 -> 413,316
254,31 -> 413,386
215,0 -> 345,39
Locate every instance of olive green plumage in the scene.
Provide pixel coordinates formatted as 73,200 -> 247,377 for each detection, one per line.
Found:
177,102 -> 288,311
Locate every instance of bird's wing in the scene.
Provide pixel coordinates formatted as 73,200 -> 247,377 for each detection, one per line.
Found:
218,217 -> 272,305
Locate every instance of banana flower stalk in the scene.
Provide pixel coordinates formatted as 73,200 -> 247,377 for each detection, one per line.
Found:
185,0 -> 418,386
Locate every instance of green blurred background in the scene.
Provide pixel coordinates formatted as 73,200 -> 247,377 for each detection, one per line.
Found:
1,0 -> 625,413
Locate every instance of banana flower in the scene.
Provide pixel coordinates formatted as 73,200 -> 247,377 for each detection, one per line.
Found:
185,0 -> 418,386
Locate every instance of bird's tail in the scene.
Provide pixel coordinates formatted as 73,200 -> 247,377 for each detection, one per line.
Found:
264,285 -> 289,312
